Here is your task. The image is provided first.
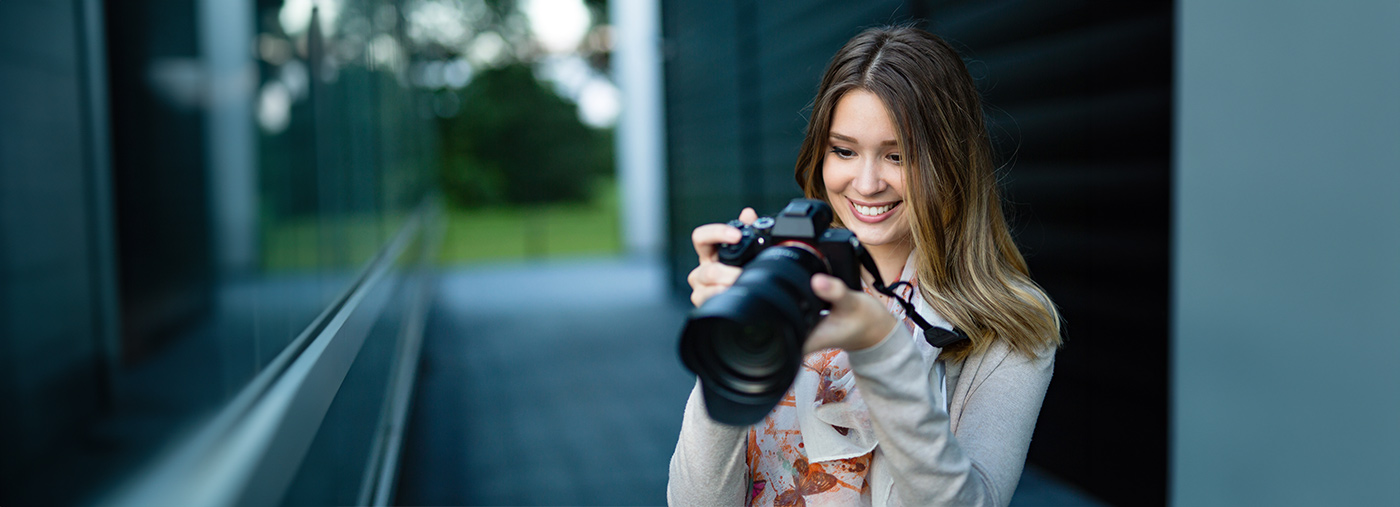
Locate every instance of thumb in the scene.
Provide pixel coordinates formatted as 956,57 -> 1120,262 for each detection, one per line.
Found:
739,207 -> 759,225
811,273 -> 849,306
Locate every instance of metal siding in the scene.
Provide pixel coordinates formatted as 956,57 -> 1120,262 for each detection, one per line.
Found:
923,1 -> 1174,504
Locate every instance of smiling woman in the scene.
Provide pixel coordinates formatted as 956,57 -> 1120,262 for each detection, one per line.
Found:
821,89 -> 913,284
671,26 -> 1062,507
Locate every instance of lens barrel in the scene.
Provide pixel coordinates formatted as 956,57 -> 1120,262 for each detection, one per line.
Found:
679,245 -> 828,426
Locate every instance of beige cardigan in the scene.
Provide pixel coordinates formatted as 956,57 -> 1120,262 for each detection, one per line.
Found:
667,297 -> 1055,506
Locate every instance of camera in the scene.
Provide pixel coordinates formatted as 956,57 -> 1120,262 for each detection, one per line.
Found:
678,198 -> 868,426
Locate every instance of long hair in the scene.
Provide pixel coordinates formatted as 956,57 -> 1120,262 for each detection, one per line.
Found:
795,26 -> 1061,361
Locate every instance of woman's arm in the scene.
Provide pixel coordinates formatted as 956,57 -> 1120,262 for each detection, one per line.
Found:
848,324 -> 1053,506
667,380 -> 750,506
669,209 -> 762,505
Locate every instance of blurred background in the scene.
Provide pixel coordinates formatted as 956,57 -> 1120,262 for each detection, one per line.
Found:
1,0 -> 1396,506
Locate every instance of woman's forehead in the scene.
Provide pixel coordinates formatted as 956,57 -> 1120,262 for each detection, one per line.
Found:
829,90 -> 898,142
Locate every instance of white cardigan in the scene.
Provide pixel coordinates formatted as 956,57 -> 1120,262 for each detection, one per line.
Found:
667,295 -> 1055,506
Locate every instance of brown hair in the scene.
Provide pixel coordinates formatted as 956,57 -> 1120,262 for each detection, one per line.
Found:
795,26 -> 1061,361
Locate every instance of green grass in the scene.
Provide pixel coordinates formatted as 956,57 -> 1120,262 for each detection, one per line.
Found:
437,181 -> 621,264
262,215 -> 392,272
259,182 -> 620,270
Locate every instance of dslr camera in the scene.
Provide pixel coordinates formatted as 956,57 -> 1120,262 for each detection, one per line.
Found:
679,198 -> 869,426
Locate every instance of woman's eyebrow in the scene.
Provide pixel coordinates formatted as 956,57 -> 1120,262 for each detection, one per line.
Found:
828,132 -> 897,146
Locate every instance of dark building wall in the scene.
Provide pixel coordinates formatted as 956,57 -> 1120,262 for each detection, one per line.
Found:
661,0 -> 907,289
0,0 -> 111,490
104,0 -> 215,361
929,3 -> 1174,505
660,1 -> 1173,504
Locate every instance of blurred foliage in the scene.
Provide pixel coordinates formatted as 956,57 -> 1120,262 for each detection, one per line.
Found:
438,63 -> 614,207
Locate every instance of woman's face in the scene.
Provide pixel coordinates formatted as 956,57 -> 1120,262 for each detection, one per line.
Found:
822,89 -> 912,249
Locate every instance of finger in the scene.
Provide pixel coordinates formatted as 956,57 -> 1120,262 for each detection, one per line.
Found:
803,275 -> 858,353
738,207 -> 759,226
691,223 -> 744,262
689,263 -> 742,306
690,263 -> 742,291
811,273 -> 851,308
705,263 -> 743,286
691,284 -> 727,308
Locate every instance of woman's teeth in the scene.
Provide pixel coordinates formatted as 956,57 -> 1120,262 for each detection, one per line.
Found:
854,202 -> 896,216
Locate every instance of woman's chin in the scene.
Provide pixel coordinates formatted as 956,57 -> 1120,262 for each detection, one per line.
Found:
847,226 -> 902,248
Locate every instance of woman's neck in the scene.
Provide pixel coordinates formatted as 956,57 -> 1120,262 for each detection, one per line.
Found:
863,239 -> 914,286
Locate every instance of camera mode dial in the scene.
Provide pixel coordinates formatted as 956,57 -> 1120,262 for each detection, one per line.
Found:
718,217 -> 774,266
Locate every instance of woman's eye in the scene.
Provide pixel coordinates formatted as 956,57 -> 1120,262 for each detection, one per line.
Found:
887,153 -> 902,164
830,148 -> 855,159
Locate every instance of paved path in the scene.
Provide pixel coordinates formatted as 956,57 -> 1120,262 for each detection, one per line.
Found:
396,257 -> 692,505
394,256 -> 1109,506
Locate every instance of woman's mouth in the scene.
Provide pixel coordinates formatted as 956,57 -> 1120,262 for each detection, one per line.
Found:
848,199 -> 900,223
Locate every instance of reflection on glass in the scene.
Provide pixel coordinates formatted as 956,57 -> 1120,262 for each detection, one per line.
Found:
0,1 -> 436,505
3,0 -> 623,503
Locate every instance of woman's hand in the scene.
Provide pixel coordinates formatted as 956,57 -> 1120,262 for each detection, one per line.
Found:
686,208 -> 759,307
803,273 -> 898,354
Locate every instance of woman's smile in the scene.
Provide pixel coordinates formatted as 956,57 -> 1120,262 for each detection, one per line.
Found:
847,198 -> 902,223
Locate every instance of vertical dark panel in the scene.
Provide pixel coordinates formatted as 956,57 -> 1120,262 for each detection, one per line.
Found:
104,0 -> 214,361
0,2 -> 109,505
661,0 -> 906,295
661,0 -> 745,292
922,1 -> 1174,504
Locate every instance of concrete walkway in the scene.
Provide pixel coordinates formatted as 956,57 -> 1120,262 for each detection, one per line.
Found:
394,256 -> 1108,506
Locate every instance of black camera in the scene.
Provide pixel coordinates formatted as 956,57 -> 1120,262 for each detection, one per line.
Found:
678,199 -> 868,426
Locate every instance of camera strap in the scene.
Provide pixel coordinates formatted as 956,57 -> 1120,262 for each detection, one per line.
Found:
857,251 -> 969,348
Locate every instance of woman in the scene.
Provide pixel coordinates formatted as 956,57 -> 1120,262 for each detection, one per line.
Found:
669,26 -> 1061,506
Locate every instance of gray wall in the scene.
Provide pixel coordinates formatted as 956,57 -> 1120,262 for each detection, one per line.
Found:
1173,1 -> 1400,505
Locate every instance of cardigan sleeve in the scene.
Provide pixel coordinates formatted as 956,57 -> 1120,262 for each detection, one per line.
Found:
847,324 -> 1054,507
667,380 -> 750,506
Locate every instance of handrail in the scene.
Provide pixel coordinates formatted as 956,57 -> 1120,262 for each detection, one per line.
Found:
100,208 -> 426,507
357,206 -> 443,506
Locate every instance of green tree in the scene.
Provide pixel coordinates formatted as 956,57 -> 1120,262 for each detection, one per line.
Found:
439,63 -> 613,207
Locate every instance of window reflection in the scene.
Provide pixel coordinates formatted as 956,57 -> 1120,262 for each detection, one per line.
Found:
0,1 -> 437,505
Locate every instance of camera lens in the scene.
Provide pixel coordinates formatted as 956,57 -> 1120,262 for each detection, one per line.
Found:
716,320 -> 783,377
679,245 -> 829,425
708,318 -> 786,381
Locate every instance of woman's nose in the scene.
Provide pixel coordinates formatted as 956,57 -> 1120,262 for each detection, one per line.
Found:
852,160 -> 886,196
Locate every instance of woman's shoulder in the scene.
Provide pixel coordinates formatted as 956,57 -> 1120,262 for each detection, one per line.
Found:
960,331 -> 1055,381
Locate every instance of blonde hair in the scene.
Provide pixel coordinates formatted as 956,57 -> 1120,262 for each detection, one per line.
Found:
795,26 -> 1061,361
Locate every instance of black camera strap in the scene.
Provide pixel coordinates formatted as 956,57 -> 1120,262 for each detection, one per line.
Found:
856,250 -> 969,348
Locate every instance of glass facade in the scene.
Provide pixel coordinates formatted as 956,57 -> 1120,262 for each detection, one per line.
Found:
1,1 -> 439,504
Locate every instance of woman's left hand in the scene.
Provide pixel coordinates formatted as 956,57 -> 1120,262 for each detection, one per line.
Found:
803,273 -> 898,354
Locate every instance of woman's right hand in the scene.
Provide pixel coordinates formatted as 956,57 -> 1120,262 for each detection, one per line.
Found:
687,207 -> 759,307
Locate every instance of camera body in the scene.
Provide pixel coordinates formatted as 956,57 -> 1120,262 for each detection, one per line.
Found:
679,199 -> 870,426
717,199 -> 864,292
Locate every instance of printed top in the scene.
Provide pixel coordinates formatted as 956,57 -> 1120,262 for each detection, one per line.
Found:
744,263 -> 934,506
